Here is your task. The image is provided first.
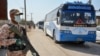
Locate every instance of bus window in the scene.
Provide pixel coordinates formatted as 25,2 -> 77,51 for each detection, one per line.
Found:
84,12 -> 95,24
61,12 -> 95,24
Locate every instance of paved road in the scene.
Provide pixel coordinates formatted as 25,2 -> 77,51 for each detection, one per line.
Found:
27,28 -> 100,56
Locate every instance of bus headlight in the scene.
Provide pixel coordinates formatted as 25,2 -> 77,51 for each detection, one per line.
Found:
89,31 -> 95,34
65,31 -> 70,33
61,30 -> 71,33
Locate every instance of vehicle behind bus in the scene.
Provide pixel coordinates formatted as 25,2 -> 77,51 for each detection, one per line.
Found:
44,2 -> 96,44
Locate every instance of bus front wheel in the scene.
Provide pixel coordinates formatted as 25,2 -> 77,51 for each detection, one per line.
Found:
53,30 -> 59,43
45,29 -> 48,36
75,41 -> 85,44
79,41 -> 85,44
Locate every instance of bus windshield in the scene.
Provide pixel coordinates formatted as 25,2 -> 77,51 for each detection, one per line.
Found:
61,11 -> 95,24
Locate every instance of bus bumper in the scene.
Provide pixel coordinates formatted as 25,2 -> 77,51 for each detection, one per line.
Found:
59,33 -> 96,42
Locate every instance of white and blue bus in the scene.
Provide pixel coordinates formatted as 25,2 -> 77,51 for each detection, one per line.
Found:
44,2 -> 96,43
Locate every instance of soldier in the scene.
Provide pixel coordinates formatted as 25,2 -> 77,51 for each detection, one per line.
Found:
0,9 -> 39,56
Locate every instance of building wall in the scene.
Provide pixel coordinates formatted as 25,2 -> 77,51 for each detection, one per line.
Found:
97,19 -> 100,25
0,0 -> 8,20
96,19 -> 100,25
96,16 -> 100,25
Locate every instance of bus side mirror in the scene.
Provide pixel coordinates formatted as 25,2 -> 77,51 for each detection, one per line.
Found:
57,11 -> 60,17
57,11 -> 60,25
56,18 -> 59,25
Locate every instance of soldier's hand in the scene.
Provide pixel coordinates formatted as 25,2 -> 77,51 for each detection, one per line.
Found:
7,39 -> 16,45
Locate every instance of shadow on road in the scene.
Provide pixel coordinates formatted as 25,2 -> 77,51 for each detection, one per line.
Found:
59,42 -> 100,55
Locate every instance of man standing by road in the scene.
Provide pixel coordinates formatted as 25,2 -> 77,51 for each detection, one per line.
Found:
7,9 -> 39,56
0,9 -> 39,56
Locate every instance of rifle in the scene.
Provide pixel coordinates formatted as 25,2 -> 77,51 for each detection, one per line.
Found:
8,24 -> 40,56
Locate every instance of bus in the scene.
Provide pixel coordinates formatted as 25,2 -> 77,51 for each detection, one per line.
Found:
44,2 -> 96,43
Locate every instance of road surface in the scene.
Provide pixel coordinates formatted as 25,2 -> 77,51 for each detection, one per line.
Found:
27,28 -> 100,56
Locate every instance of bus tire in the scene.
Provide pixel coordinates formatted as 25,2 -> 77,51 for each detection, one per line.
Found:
45,29 -> 48,36
53,30 -> 59,43
46,32 -> 48,36
78,41 -> 85,44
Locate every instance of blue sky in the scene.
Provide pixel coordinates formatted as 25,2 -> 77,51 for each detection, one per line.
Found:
8,0 -> 100,23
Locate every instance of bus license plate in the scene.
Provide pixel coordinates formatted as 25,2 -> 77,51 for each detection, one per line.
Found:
77,38 -> 83,41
